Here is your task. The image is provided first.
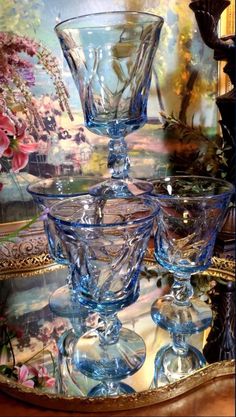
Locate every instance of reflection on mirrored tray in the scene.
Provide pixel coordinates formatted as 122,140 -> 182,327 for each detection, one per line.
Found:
0,260 -> 225,398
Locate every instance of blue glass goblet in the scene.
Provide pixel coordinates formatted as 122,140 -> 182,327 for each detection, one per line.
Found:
27,175 -> 101,317
48,195 -> 158,396
55,11 -> 164,198
150,175 -> 234,386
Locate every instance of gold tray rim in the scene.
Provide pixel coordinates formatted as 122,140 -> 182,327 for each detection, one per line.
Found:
0,251 -> 235,412
0,360 -> 234,413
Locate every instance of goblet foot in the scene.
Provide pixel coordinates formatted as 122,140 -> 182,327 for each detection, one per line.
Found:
72,327 -> 146,384
89,178 -> 153,198
88,381 -> 135,397
56,329 -> 90,396
151,296 -> 212,334
153,342 -> 206,387
49,285 -> 79,317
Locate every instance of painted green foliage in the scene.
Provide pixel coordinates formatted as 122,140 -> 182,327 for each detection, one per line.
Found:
0,0 -> 42,36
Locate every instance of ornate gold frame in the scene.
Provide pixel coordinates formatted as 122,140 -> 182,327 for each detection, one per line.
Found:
219,0 -> 235,95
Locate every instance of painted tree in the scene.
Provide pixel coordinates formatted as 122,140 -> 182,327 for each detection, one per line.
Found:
0,0 -> 42,37
125,0 -> 218,127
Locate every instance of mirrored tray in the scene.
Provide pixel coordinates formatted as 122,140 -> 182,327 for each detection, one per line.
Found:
0,250 -> 235,413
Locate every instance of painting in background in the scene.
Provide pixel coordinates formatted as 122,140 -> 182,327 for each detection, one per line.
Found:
0,0 -> 226,223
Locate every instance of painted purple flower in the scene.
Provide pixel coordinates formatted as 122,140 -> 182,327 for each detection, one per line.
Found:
19,67 -> 36,87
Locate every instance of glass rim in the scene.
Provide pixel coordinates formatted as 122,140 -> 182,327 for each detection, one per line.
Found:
27,176 -> 103,199
48,195 -> 159,228
150,175 -> 235,201
54,10 -> 164,32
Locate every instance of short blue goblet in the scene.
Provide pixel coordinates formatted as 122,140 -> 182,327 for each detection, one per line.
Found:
27,175 -> 100,317
48,194 -> 158,396
150,175 -> 234,386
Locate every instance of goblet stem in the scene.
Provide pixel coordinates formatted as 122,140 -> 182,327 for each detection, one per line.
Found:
89,380 -> 135,397
97,314 -> 122,346
172,333 -> 189,355
151,272 -> 212,335
65,264 -> 73,289
153,331 -> 206,387
108,136 -> 130,180
171,274 -> 194,307
102,381 -> 121,395
84,315 -> 144,397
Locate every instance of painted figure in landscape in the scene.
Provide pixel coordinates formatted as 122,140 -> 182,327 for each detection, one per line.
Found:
0,0 -> 229,222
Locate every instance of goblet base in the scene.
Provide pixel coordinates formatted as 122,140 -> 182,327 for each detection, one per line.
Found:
57,329 -> 92,396
151,296 -> 212,334
89,178 -> 153,198
72,327 -> 146,382
49,285 -> 78,317
153,343 -> 206,387
88,381 -> 135,397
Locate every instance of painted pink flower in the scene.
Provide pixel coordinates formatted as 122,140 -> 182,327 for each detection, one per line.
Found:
36,366 -> 55,388
0,130 -> 9,156
0,113 -> 12,157
0,111 -> 38,172
14,364 -> 55,389
15,364 -> 35,388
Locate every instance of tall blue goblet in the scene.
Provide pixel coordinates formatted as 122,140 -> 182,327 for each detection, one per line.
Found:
150,176 -> 234,386
55,11 -> 164,198
48,195 -> 158,396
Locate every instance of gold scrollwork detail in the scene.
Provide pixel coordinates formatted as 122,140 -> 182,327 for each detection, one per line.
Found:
0,234 -> 48,263
0,237 -> 48,258
211,256 -> 235,275
0,252 -> 55,276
